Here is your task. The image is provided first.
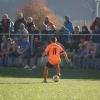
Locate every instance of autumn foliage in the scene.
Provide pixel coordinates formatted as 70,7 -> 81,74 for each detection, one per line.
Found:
23,0 -> 62,30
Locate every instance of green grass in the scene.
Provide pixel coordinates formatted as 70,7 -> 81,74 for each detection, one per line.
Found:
0,67 -> 100,100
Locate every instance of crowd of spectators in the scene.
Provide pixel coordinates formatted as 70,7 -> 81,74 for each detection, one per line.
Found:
0,12 -> 100,69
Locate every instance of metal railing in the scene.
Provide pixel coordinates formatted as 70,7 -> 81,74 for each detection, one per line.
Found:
0,33 -> 100,49
0,33 -> 100,68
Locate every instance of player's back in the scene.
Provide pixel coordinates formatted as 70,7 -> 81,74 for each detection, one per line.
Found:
45,43 -> 63,64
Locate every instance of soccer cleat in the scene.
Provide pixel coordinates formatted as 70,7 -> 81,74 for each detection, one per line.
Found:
43,80 -> 48,83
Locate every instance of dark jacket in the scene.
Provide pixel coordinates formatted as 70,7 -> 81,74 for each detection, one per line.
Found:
90,17 -> 100,32
14,18 -> 26,33
1,19 -> 10,33
26,22 -> 36,33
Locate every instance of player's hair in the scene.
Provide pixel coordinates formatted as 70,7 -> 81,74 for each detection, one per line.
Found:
51,37 -> 57,43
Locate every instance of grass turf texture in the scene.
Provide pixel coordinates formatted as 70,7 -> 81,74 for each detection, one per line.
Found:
0,67 -> 100,100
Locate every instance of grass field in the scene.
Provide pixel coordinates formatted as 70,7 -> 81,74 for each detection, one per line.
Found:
0,66 -> 100,100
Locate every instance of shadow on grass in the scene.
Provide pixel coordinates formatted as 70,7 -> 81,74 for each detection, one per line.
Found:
0,81 -> 55,85
0,67 -> 100,80
61,68 -> 100,80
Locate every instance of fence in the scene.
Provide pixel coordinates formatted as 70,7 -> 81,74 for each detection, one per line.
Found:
0,33 -> 100,69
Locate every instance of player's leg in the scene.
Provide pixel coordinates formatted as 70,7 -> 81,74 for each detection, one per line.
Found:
43,66 -> 48,83
43,62 -> 54,83
55,64 -> 61,76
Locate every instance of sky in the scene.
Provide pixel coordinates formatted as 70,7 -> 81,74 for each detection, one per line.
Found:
0,0 -> 99,21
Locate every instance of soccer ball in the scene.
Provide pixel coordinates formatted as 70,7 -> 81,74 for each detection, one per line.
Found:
52,75 -> 59,82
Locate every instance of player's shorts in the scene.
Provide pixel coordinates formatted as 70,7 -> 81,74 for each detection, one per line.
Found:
46,62 -> 57,68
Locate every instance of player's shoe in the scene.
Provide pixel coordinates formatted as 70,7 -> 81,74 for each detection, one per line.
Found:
43,79 -> 48,83
24,65 -> 30,69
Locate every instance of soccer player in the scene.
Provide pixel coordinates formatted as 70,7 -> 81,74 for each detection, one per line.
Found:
41,37 -> 70,83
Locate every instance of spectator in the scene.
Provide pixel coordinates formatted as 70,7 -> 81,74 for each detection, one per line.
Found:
73,37 -> 89,61
95,45 -> 100,59
26,17 -> 36,33
81,25 -> 91,41
58,26 -> 69,46
43,16 -> 56,42
91,17 -> 100,44
1,14 -> 14,33
74,26 -> 80,34
73,37 -> 90,68
1,35 -> 9,66
95,45 -> 100,68
26,17 -> 40,42
66,38 -> 78,52
43,16 -> 56,33
17,36 -> 31,68
32,37 -> 42,68
33,27 -> 40,40
14,12 -> 26,33
0,21 -> 2,33
79,37 -> 89,53
88,39 -> 97,58
18,23 -> 29,41
0,22 -> 2,44
59,26 -> 67,34
73,26 -> 81,44
64,16 -> 74,33
8,38 -> 19,66
90,17 -> 100,32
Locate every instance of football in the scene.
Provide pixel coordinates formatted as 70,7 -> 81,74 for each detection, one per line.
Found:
52,75 -> 59,82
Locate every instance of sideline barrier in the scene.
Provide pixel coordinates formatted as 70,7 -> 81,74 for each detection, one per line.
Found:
0,33 -> 100,68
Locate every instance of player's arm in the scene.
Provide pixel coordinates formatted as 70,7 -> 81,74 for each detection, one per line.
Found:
58,44 -> 70,63
61,51 -> 69,63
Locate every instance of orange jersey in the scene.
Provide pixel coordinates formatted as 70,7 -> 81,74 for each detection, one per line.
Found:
45,43 -> 64,65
